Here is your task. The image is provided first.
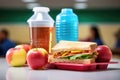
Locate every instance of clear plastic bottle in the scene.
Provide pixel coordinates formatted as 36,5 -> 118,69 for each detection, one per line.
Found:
55,8 -> 78,43
27,7 -> 54,53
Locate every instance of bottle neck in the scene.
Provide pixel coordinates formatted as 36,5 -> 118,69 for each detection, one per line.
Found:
34,11 -> 48,14
61,8 -> 73,14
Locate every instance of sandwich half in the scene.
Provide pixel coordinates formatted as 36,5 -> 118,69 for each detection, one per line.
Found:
49,41 -> 98,64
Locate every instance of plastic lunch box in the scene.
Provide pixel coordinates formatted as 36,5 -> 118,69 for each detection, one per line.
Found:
48,62 -> 118,71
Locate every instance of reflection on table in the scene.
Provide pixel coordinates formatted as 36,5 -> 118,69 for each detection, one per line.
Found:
5,59 -> 120,80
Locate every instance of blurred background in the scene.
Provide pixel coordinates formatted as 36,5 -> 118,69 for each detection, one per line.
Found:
0,0 -> 120,57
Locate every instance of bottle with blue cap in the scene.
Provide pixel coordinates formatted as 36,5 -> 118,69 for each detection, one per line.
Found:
55,8 -> 79,42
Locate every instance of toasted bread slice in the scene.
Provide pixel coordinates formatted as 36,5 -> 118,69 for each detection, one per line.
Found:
52,41 -> 97,54
49,55 -> 95,64
49,58 -> 95,64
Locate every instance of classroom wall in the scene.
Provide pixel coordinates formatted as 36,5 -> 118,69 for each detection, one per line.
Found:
0,9 -> 120,23
0,24 -> 120,48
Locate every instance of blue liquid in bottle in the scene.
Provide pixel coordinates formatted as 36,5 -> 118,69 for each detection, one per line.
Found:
55,8 -> 78,43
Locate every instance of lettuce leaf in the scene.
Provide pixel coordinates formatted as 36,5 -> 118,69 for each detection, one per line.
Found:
60,54 -> 93,60
70,54 -> 93,60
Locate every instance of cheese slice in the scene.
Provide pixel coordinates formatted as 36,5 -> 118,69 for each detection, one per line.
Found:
71,50 -> 83,54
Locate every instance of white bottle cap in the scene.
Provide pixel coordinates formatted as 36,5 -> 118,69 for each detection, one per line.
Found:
33,7 -> 50,12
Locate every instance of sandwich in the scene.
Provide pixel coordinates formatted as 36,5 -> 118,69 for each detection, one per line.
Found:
49,41 -> 98,64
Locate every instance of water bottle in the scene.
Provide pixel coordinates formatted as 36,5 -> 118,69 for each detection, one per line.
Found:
55,8 -> 78,43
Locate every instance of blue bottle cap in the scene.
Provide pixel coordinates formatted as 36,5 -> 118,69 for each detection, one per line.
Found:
61,8 -> 73,14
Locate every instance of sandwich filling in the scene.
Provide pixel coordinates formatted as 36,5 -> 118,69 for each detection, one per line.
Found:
53,50 -> 98,60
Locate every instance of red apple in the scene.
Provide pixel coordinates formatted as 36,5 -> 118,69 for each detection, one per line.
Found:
96,45 -> 112,62
15,44 -> 31,53
27,48 -> 48,70
6,48 -> 27,67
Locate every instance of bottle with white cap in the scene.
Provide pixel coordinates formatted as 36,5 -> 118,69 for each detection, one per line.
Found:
27,7 -> 54,53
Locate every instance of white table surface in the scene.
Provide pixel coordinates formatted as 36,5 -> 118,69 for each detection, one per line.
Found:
0,58 -> 120,80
